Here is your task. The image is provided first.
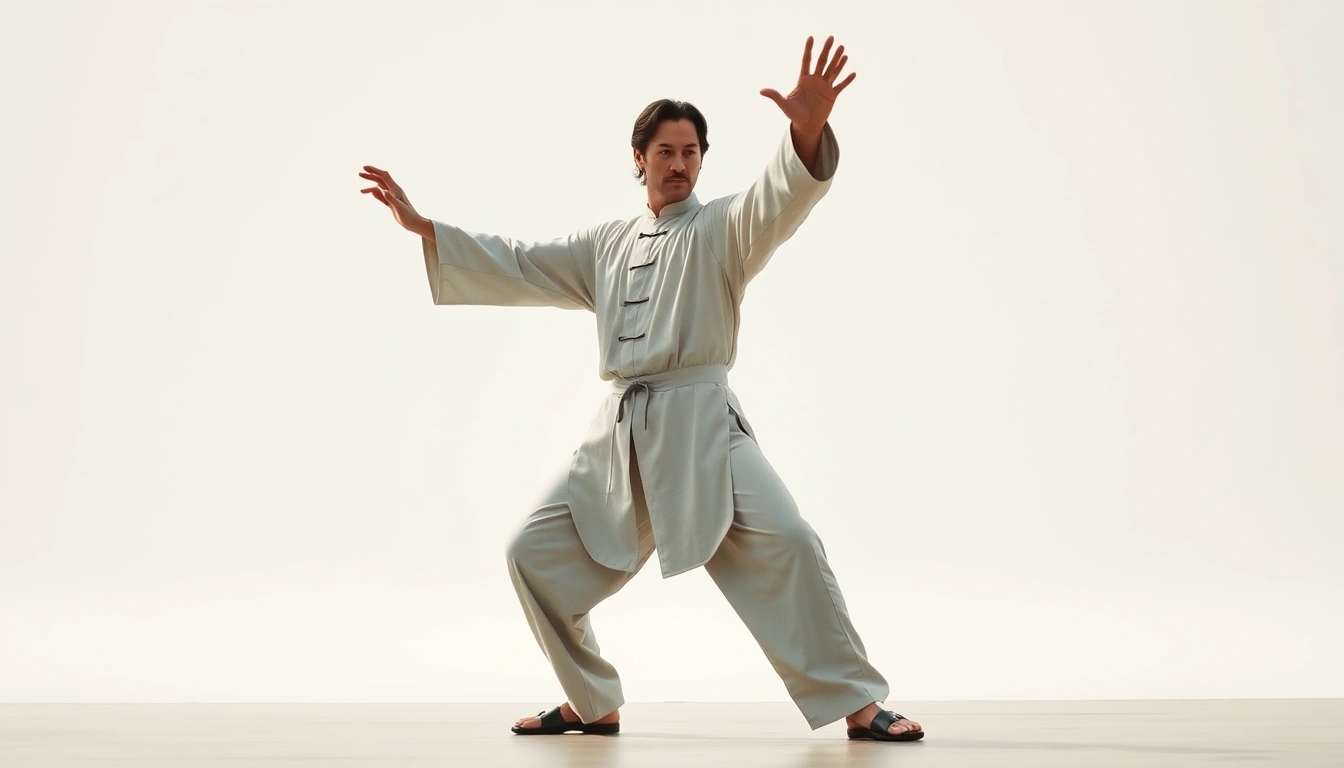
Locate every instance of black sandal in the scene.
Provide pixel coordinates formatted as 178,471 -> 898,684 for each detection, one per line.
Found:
846,709 -> 924,742
510,706 -> 621,736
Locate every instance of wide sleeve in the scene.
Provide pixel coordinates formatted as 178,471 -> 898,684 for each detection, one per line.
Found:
421,220 -> 597,311
706,123 -> 840,291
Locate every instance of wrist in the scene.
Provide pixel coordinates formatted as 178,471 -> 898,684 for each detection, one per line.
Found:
789,123 -> 825,176
790,120 -> 825,141
412,215 -> 434,240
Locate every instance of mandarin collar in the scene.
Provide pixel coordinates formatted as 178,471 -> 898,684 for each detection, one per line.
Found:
642,193 -> 701,221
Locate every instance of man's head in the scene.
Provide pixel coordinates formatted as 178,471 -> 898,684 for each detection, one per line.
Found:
631,99 -> 709,211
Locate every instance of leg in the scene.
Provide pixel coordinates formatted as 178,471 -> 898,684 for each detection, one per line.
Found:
506,462 -> 654,725
704,416 -> 920,737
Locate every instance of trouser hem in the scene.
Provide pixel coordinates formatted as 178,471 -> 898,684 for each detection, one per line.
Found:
571,691 -> 625,724
800,684 -> 890,731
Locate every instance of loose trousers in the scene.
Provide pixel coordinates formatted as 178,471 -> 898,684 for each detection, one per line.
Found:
505,413 -> 890,730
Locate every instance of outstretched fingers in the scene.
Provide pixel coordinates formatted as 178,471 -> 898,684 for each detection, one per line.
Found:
823,49 -> 847,82
359,165 -> 409,203
799,36 -> 814,79
359,168 -> 387,191
361,186 -> 391,207
802,35 -> 856,94
812,36 -> 835,77
361,165 -> 398,188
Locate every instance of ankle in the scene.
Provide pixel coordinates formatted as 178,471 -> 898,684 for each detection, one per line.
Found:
594,707 -> 620,723
849,703 -> 881,722
565,702 -> 619,723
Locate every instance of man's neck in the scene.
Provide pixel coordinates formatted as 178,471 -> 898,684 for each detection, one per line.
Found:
647,193 -> 692,218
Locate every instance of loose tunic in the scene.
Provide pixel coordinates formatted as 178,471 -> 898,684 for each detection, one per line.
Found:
421,123 -> 839,578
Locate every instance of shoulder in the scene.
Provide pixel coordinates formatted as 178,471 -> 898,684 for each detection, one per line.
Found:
574,218 -> 635,246
691,193 -> 744,230
577,218 -> 639,264
700,191 -> 742,211
590,217 -> 638,240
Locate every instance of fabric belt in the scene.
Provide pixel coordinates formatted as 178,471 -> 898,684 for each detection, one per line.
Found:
606,364 -> 729,494
612,363 -> 729,430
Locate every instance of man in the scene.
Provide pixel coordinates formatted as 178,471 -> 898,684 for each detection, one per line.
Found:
359,36 -> 923,743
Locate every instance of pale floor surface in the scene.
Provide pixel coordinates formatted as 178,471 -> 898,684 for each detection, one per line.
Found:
2,700 -> 1341,767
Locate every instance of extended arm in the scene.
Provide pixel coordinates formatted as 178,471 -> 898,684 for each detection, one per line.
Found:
712,36 -> 854,289
360,166 -> 596,310
421,220 -> 596,310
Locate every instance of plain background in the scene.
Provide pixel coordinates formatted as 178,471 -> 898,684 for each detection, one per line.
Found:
1,0 -> 1340,705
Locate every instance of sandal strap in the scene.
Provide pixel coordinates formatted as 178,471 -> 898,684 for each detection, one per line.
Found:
537,706 -> 568,729
870,709 -> 905,734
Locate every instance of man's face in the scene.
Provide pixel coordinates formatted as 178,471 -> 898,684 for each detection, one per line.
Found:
635,119 -> 702,208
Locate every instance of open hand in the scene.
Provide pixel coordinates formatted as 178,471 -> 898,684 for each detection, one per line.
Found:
760,36 -> 856,134
360,166 -> 431,237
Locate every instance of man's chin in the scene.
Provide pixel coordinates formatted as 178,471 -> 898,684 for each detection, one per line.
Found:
662,181 -> 693,201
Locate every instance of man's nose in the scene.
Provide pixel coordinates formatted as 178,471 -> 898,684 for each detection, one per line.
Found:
670,155 -> 686,172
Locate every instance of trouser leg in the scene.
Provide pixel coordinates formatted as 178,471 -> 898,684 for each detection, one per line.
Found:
505,463 -> 654,723
704,415 -> 890,730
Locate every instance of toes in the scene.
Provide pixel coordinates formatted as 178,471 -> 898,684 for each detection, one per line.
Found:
889,719 -> 920,735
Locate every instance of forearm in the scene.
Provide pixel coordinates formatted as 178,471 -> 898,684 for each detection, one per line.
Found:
722,122 -> 837,285
409,214 -> 435,243
790,122 -> 826,179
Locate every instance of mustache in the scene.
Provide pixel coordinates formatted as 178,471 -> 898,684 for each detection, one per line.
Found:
665,174 -> 689,182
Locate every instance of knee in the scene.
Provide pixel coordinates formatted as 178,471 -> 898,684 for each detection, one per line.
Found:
504,503 -> 566,572
750,495 -> 817,554
773,514 -> 819,554
505,528 -> 535,571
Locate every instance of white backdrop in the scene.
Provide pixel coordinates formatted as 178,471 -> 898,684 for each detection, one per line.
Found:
1,0 -> 1341,705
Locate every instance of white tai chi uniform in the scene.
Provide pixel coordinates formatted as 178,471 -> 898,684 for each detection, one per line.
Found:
421,122 -> 890,728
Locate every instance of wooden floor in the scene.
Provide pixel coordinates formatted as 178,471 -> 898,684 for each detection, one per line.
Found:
2,700 -> 1340,767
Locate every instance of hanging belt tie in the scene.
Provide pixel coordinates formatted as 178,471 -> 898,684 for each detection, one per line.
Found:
608,380 -> 651,496
616,381 -> 652,430
638,230 -> 669,239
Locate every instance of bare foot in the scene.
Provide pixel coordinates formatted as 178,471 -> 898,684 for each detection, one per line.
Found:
846,703 -> 923,738
513,702 -> 620,730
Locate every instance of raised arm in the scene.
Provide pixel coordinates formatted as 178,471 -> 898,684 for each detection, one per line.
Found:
760,36 -> 855,177
360,166 -> 596,311
710,36 -> 856,289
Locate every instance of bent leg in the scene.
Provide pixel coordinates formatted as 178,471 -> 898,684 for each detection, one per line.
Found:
506,463 -> 653,723
704,419 -> 890,730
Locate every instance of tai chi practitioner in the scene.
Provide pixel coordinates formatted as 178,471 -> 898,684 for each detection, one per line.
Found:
360,35 -> 924,743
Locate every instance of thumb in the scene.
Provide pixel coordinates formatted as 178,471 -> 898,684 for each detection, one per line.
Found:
760,88 -> 787,110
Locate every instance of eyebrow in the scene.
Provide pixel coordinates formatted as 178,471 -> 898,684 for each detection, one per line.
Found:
656,143 -> 699,149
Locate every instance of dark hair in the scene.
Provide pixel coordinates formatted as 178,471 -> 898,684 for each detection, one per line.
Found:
631,99 -> 709,186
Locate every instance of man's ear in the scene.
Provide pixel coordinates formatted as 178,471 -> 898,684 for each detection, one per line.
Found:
632,147 -> 644,174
